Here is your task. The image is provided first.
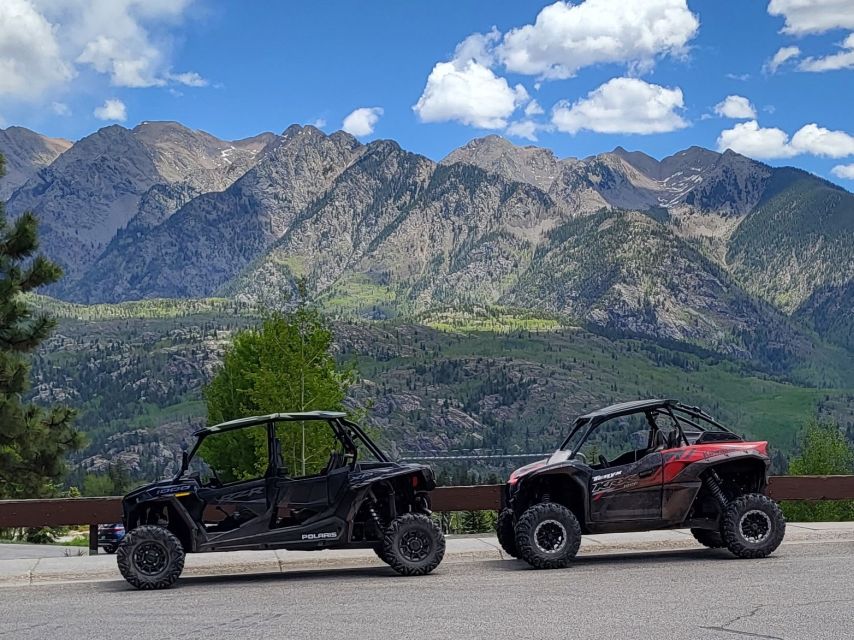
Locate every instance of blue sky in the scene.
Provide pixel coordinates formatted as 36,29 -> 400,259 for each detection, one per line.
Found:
2,1 -> 854,183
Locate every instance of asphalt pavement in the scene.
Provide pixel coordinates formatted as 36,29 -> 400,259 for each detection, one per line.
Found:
1,538 -> 853,640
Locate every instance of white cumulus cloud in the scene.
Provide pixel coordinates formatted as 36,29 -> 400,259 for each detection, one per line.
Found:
342,107 -> 383,137
524,100 -> 544,117
51,101 -> 71,116
414,30 -> 530,129
716,121 -> 795,159
831,164 -> 854,180
552,77 -> 687,135
506,120 -> 540,141
0,0 -> 75,101
790,123 -> 854,157
714,95 -> 757,119
767,0 -> 854,35
765,46 -> 801,73
66,0 -> 203,89
717,120 -> 854,159
798,33 -> 854,72
499,0 -> 699,79
93,97 -> 127,121
0,0 -> 204,108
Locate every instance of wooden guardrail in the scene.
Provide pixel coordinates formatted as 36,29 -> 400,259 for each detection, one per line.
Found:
1,476 -> 852,553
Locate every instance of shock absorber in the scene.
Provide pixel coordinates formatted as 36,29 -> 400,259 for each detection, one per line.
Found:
367,500 -> 385,531
704,470 -> 729,508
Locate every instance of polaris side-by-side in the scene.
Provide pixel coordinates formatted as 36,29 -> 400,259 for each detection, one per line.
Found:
116,412 -> 444,589
498,399 -> 786,569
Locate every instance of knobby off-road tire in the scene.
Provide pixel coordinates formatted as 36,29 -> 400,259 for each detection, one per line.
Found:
690,528 -> 725,549
117,525 -> 185,590
496,508 -> 519,558
721,493 -> 786,559
515,503 -> 581,570
381,513 -> 445,576
373,546 -> 389,563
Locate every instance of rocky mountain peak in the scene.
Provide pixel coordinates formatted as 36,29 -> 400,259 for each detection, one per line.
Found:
3,120 -> 850,365
610,146 -> 662,179
0,126 -> 72,199
441,134 -> 560,191
659,145 -> 722,177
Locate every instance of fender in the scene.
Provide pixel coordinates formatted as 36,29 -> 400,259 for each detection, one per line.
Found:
510,462 -> 591,522
125,497 -> 200,552
663,443 -> 769,485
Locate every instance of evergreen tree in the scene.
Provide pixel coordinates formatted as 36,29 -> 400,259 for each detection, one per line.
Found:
782,419 -> 854,522
0,153 -> 80,498
201,299 -> 354,481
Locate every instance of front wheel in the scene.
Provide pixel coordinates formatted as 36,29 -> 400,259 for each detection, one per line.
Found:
381,513 -> 445,576
690,528 -> 724,549
373,545 -> 389,564
721,493 -> 786,559
515,503 -> 581,570
496,509 -> 519,558
116,525 -> 185,590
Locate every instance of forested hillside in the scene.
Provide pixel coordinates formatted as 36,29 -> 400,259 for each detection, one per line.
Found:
28,298 -> 854,483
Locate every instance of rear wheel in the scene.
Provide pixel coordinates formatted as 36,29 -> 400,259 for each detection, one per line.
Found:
116,525 -> 185,590
515,503 -> 581,570
690,528 -> 725,549
382,513 -> 445,576
103,544 -> 116,554
496,509 -> 518,558
721,493 -> 786,559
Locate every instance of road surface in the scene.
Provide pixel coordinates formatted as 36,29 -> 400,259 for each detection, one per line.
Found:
1,541 -> 851,640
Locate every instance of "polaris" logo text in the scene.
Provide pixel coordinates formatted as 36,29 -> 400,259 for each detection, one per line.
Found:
301,532 -> 337,540
593,470 -> 623,482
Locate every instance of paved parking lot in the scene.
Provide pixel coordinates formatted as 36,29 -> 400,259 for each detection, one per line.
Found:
1,538 -> 853,640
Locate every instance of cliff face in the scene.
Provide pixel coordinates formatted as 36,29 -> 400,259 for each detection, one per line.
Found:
3,124 -> 852,361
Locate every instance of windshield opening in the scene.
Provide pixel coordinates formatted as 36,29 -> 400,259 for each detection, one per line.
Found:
560,419 -> 590,453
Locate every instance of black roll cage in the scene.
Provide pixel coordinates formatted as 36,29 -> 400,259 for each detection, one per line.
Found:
559,401 -> 736,458
175,414 -> 388,481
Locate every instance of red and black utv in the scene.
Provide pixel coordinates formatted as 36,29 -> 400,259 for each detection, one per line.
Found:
498,399 -> 785,569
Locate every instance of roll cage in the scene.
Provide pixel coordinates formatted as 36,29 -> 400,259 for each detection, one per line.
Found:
175,411 -> 388,481
559,399 -> 739,458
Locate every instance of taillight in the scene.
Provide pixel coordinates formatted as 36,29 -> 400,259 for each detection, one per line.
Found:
411,475 -> 419,488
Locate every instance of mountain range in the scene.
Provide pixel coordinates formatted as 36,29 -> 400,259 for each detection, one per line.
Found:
2,122 -> 852,383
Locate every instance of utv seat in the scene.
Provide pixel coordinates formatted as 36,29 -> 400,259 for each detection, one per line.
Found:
651,430 -> 668,451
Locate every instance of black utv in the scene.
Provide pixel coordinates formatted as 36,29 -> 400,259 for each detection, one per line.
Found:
117,412 -> 445,589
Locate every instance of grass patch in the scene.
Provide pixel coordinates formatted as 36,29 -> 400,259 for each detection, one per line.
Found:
421,307 -> 563,333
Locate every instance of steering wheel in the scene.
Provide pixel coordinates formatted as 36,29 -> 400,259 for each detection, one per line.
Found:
599,455 -> 609,468
574,452 -> 588,465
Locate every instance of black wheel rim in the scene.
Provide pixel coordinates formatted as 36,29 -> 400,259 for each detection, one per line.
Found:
739,509 -> 772,544
133,541 -> 168,576
399,530 -> 431,562
534,519 -> 567,554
